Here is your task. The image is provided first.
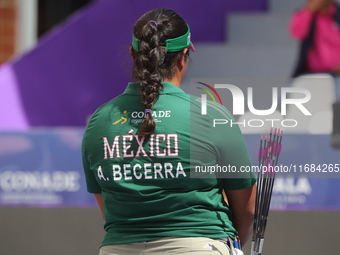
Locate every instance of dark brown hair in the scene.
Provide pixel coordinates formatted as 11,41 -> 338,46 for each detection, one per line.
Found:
131,9 -> 189,139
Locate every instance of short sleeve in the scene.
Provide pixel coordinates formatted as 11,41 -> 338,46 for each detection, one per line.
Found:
82,131 -> 102,194
208,104 -> 257,190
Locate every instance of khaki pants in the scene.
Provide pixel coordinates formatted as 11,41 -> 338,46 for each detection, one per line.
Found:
99,237 -> 230,255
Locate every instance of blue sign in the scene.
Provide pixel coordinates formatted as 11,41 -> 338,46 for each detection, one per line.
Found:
1,130 -> 339,210
0,129 -> 95,207
244,134 -> 340,211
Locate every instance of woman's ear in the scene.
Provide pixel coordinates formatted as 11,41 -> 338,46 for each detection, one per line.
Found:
178,48 -> 189,70
182,48 -> 189,59
129,46 -> 134,60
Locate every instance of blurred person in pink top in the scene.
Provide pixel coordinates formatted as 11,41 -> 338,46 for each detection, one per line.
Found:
290,0 -> 340,147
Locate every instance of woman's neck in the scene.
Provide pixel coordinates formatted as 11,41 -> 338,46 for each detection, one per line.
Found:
163,77 -> 181,88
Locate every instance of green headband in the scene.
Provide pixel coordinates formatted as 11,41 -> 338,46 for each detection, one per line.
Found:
132,24 -> 193,53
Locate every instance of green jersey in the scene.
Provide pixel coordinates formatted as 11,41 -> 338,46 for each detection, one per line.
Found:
82,82 -> 256,246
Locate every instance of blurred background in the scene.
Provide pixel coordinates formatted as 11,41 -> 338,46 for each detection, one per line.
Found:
0,0 -> 339,254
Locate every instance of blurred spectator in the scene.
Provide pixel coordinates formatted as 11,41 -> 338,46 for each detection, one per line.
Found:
290,0 -> 340,147
290,0 -> 340,77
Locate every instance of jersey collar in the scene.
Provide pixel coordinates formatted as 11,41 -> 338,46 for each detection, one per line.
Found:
124,82 -> 186,95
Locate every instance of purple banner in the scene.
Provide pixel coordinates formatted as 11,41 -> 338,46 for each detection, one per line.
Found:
1,0 -> 266,129
0,64 -> 28,130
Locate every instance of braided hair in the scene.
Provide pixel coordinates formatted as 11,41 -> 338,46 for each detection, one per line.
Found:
131,9 -> 190,139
